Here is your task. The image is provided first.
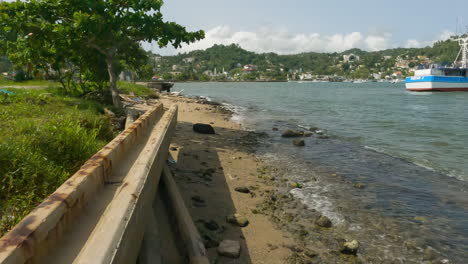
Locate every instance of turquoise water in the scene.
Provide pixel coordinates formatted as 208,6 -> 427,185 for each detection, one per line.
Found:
174,82 -> 468,262
176,82 -> 468,180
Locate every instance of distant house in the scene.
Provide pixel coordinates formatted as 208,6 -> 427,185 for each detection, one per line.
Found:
243,64 -> 257,72
383,56 -> 392,60
417,55 -> 428,60
395,60 -> 410,69
182,57 -> 195,64
299,73 -> 313,80
343,54 -> 360,63
392,71 -> 403,78
372,73 -> 382,80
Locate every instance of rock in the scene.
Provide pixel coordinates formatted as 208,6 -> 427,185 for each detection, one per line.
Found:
170,146 -> 178,151
226,213 -> 249,227
191,195 -> 205,207
202,234 -> 220,248
304,249 -> 318,258
281,129 -> 304,138
309,127 -> 319,132
353,183 -> 366,189
292,139 -> 305,146
414,216 -> 428,223
341,240 -> 359,255
423,247 -> 438,261
315,130 -> 324,135
204,220 -> 219,231
290,182 -> 303,189
104,108 -> 116,117
304,132 -> 313,137
217,240 -> 241,258
315,215 -> 332,228
234,187 -> 250,193
205,239 -> 220,248
193,123 -> 215,134
272,127 -> 279,131
191,195 -> 204,203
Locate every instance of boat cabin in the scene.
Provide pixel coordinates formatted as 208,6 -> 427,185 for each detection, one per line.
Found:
414,68 -> 468,77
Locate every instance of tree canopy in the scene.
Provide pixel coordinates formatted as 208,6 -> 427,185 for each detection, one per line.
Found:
0,0 -> 204,106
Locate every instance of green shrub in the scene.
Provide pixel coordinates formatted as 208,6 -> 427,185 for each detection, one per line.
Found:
0,88 -> 116,235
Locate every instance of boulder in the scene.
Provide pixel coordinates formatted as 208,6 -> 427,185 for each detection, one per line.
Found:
292,139 -> 305,146
341,240 -> 359,255
217,240 -> 241,258
193,123 -> 216,134
234,187 -> 250,193
226,213 -> 249,227
272,127 -> 279,131
315,215 -> 332,228
281,129 -> 304,138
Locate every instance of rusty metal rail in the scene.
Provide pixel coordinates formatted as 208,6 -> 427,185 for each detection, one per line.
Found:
0,104 -> 209,264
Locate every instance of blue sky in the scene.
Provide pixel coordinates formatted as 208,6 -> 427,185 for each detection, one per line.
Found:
146,0 -> 468,55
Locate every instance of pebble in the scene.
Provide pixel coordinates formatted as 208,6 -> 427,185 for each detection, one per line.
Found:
234,186 -> 250,193
315,215 -> 332,228
204,220 -> 219,231
217,240 -> 241,258
292,139 -> 305,146
341,240 -> 359,255
353,183 -> 366,189
226,213 -> 249,227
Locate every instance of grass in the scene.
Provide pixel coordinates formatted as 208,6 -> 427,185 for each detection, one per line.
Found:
0,87 -> 117,236
117,81 -> 157,97
0,79 -> 58,87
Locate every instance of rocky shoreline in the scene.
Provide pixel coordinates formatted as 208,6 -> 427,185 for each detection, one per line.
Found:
160,94 -> 452,264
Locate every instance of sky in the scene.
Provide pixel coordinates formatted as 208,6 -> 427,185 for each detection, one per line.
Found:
144,0 -> 468,56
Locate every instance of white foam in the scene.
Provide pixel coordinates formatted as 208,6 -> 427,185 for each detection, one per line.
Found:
290,184 -> 345,225
221,103 -> 248,124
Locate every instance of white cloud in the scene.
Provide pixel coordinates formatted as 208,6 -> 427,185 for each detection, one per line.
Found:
405,30 -> 455,48
146,26 -> 456,55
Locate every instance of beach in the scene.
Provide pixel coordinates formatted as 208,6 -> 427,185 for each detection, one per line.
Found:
160,95 -> 303,263
158,81 -> 468,263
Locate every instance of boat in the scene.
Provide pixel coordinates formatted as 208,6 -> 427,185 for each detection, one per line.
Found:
406,37 -> 468,91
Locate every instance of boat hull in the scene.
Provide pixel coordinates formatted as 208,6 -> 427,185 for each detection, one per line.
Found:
406,82 -> 468,91
405,76 -> 468,91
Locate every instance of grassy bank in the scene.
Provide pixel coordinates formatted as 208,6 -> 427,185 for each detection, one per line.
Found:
0,79 -> 57,87
117,81 -> 154,97
0,88 -> 117,235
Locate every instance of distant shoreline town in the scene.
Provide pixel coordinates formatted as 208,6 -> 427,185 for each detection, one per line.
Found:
1,37 -> 459,84
125,39 -> 457,83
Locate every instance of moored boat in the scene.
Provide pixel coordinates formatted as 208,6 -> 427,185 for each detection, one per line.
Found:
406,37 -> 468,91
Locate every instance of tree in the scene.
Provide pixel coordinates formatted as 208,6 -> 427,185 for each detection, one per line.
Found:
0,0 -> 204,107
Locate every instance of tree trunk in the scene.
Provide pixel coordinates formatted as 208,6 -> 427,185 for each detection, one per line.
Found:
106,56 -> 122,108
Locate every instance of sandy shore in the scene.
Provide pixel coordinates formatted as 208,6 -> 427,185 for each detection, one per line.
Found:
159,95 -> 307,263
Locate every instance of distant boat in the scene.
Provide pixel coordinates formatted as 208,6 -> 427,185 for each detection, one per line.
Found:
406,37 -> 468,91
352,80 -> 366,83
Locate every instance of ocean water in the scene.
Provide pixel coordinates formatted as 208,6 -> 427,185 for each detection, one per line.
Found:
174,82 -> 468,262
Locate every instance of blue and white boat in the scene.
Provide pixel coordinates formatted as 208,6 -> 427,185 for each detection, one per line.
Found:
406,37 -> 468,91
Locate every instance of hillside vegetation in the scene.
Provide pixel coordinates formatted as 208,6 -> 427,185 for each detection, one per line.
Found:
152,37 -> 461,81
